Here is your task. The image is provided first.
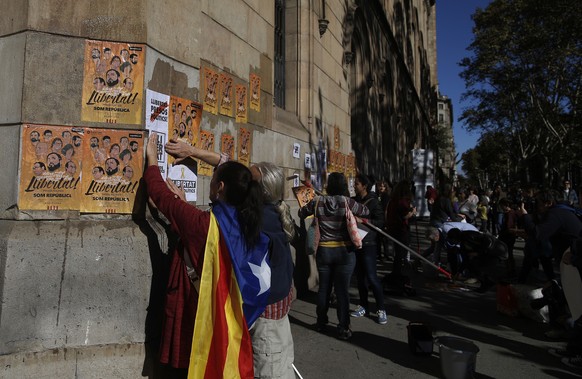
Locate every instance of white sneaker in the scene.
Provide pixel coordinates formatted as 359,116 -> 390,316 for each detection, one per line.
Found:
350,305 -> 367,318
377,310 -> 388,325
562,355 -> 582,369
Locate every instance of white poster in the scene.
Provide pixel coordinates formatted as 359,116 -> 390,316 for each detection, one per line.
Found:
293,173 -> 300,188
145,89 -> 170,180
293,143 -> 300,159
411,149 -> 434,217
168,164 -> 198,202
304,153 -> 312,169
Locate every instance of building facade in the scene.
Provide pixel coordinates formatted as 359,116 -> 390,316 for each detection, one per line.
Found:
436,93 -> 457,186
0,0 -> 438,375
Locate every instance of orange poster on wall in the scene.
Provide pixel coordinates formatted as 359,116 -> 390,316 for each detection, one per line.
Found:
167,96 -> 202,165
338,153 -> 347,175
347,153 -> 355,176
219,73 -> 234,117
80,128 -> 144,214
220,133 -> 235,161
327,150 -> 336,172
249,73 -> 261,112
203,67 -> 219,115
292,186 -> 316,208
81,40 -> 145,124
198,130 -> 215,177
237,127 -> 251,166
334,126 -> 340,150
235,85 -> 248,123
18,124 -> 83,211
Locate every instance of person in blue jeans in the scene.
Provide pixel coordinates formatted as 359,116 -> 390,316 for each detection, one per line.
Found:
299,173 -> 369,340
350,174 -> 387,324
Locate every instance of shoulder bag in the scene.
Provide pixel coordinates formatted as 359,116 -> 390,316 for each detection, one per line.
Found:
305,197 -> 321,255
345,198 -> 363,249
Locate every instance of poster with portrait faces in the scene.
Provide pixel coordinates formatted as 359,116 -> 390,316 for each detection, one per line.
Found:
220,133 -> 235,161
249,73 -> 261,112
18,124 -> 83,211
338,153 -> 347,175
198,130 -> 215,177
203,67 -> 219,115
166,95 -> 201,202
347,153 -> 355,177
291,186 -> 315,208
235,85 -> 248,124
167,95 -> 202,165
237,127 -> 251,166
81,40 -> 145,125
219,73 -> 234,117
80,128 -> 144,214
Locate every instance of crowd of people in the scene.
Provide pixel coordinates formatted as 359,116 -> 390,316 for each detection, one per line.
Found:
144,140 -> 582,376
423,181 -> 582,368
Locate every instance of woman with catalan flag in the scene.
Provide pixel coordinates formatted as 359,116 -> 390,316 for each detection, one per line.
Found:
144,133 -> 270,378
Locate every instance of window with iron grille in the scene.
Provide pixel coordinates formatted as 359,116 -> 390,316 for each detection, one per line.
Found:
274,0 -> 286,108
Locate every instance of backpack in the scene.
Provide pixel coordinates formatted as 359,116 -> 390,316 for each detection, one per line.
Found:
553,203 -> 582,268
553,203 -> 582,223
461,230 -> 508,259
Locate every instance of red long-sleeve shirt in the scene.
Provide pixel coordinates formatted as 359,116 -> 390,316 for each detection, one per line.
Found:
144,165 -> 209,369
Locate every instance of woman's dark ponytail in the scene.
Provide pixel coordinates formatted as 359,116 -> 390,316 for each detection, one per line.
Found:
215,161 -> 263,247
238,179 -> 263,246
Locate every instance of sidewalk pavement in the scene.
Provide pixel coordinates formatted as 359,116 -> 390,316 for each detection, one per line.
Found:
288,219 -> 581,378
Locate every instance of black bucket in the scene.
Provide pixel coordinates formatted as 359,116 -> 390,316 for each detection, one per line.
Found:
407,322 -> 433,355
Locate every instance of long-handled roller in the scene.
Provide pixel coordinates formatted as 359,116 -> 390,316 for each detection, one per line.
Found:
358,218 -> 452,280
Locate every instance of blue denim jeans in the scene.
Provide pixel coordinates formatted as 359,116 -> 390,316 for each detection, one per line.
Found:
316,245 -> 356,331
355,245 -> 385,312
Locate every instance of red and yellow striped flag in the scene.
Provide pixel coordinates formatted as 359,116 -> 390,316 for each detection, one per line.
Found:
188,212 -> 254,379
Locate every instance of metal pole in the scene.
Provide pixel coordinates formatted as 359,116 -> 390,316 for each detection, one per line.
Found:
360,219 -> 452,280
292,363 -> 304,379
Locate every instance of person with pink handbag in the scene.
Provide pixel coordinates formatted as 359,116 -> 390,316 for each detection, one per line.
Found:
299,172 -> 369,340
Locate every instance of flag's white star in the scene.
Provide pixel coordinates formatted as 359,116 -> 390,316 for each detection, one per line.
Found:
248,253 -> 271,296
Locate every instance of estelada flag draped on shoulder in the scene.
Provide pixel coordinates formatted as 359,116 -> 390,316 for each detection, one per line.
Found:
188,201 -> 271,379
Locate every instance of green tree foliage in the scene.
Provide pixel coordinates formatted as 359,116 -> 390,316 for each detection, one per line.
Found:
459,0 -> 582,185
462,131 -> 511,188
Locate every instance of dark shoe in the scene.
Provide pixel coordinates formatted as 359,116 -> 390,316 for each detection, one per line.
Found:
338,328 -> 353,340
548,348 -> 576,358
475,278 -> 495,293
545,329 -> 567,339
314,322 -> 327,333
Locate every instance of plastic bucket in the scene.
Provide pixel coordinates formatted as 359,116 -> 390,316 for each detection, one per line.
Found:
436,336 -> 479,379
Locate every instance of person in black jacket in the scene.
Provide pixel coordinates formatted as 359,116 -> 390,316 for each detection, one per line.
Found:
518,190 -> 582,283
350,174 -> 387,325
